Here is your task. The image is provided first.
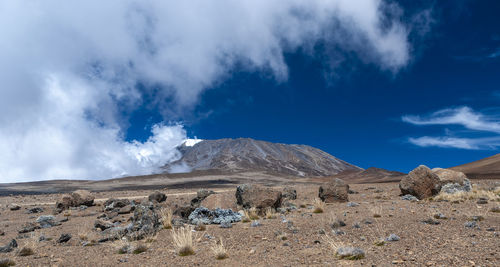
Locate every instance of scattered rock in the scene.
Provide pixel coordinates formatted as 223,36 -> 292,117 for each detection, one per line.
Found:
476,198 -> 488,204
422,218 -> 440,225
188,207 -> 242,225
385,234 -> 400,241
486,227 -> 495,232
318,178 -> 349,203
251,221 -> 262,227
353,222 -> 361,229
399,165 -> 442,199
361,218 -> 373,225
401,194 -> 419,201
464,221 -> 478,229
347,202 -> 359,207
55,190 -> 94,213
104,199 -> 131,212
433,213 -> 448,220
148,191 -> 167,203
348,190 -> 359,194
236,184 -> 283,210
18,222 -> 40,233
9,204 -> 20,211
220,221 -> 233,228
330,219 -> 346,229
470,215 -> 484,221
94,219 -> 114,231
490,206 -> 500,213
26,207 -> 44,214
0,240 -> 17,253
36,215 -> 61,228
282,187 -> 297,200
335,247 -> 365,260
57,233 -> 72,243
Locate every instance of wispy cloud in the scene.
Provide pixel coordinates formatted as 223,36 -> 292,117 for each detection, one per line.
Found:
402,106 -> 500,149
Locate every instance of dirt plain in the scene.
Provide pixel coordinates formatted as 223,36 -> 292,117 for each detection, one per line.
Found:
0,177 -> 499,267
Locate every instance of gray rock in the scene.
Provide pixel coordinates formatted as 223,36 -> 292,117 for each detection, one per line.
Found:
9,204 -> 20,211
190,189 -> 215,208
26,207 -> 44,214
0,239 -> 17,253
219,221 -> 232,228
36,215 -> 61,228
125,204 -> 160,240
282,187 -> 297,200
188,207 -> 242,225
347,202 -> 359,207
335,247 -> 365,260
94,219 -> 114,231
422,218 -> 440,225
441,179 -> 472,194
385,234 -> 400,241
251,221 -> 262,227
433,213 -> 448,220
104,198 -> 130,212
18,222 -> 40,233
476,198 -> 488,204
465,221 -> 478,229
330,219 -> 346,229
401,194 -> 419,201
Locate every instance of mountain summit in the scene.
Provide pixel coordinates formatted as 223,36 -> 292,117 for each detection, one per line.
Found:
165,138 -> 361,176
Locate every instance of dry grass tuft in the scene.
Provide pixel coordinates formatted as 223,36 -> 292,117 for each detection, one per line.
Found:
211,238 -> 228,260
114,239 -> 131,254
313,198 -> 325,214
371,206 -> 382,218
159,208 -> 173,229
132,244 -> 148,254
434,186 -> 500,202
265,207 -> 277,219
172,226 -> 196,256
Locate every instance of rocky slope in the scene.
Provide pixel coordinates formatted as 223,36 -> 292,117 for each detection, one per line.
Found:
164,138 -> 362,177
452,153 -> 500,179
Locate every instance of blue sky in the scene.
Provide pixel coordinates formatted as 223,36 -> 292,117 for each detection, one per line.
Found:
1,0 -> 500,182
127,0 -> 500,173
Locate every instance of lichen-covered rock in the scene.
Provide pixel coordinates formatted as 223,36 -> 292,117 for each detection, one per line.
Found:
36,215 -> 61,228
104,198 -> 131,211
148,192 -> 167,203
236,184 -> 283,210
399,165 -> 441,199
126,204 -> 160,240
318,178 -> 349,203
335,247 -> 365,260
188,207 -> 242,225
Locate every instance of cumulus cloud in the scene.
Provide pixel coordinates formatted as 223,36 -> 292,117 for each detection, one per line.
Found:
0,0 -> 419,182
403,106 -> 500,149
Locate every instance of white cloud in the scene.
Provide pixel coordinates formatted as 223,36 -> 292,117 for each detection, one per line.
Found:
403,106 -> 500,149
0,0 -> 418,182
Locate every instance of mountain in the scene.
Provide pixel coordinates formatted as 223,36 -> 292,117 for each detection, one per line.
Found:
332,167 -> 406,183
451,153 -> 500,179
164,138 -> 362,177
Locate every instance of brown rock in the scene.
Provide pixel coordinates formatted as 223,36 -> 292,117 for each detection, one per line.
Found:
432,168 -> 469,185
55,190 -> 94,212
400,165 -> 441,200
200,193 -> 237,210
318,178 -> 349,203
282,187 -> 297,200
148,191 -> 167,203
235,184 -> 282,210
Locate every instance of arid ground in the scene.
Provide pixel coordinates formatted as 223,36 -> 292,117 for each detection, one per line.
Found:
0,177 -> 499,267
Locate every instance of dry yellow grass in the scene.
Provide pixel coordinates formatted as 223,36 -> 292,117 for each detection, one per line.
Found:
265,207 -> 277,219
371,206 -> 382,218
244,207 -> 259,220
211,238 -> 228,260
17,233 -> 37,256
159,208 -> 173,229
171,226 -> 195,256
313,198 -> 325,213
433,186 -> 500,202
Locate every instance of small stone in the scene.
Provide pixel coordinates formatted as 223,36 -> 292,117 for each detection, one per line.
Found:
318,229 -> 326,235
353,222 -> 361,229
57,234 -> 72,243
36,215 -> 61,228
486,227 -> 495,232
433,213 -> 448,220
386,234 -> 400,242
422,218 -> 440,225
9,204 -> 21,211
470,215 -> 484,221
347,202 -> 359,207
401,195 -> 419,201
251,221 -> 262,227
489,206 -> 500,213
476,198 -> 488,204
26,207 -> 44,214
220,221 -> 232,228
464,221 -> 478,229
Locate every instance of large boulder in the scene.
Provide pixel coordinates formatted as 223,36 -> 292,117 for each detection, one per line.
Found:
125,203 -> 160,240
235,184 -> 283,210
55,190 -> 94,212
318,178 -> 349,203
200,193 -> 237,210
104,198 -> 131,211
399,165 -> 441,199
432,168 -> 471,194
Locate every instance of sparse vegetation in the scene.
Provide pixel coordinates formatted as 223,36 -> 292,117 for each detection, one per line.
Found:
17,233 -> 37,256
243,207 -> 259,221
159,208 -> 173,229
114,239 -> 131,254
172,226 -> 195,256
211,238 -> 228,260
194,221 -> 206,231
265,207 -> 277,219
371,206 -> 382,218
132,244 -> 148,254
313,198 -> 325,213
434,185 -> 500,202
